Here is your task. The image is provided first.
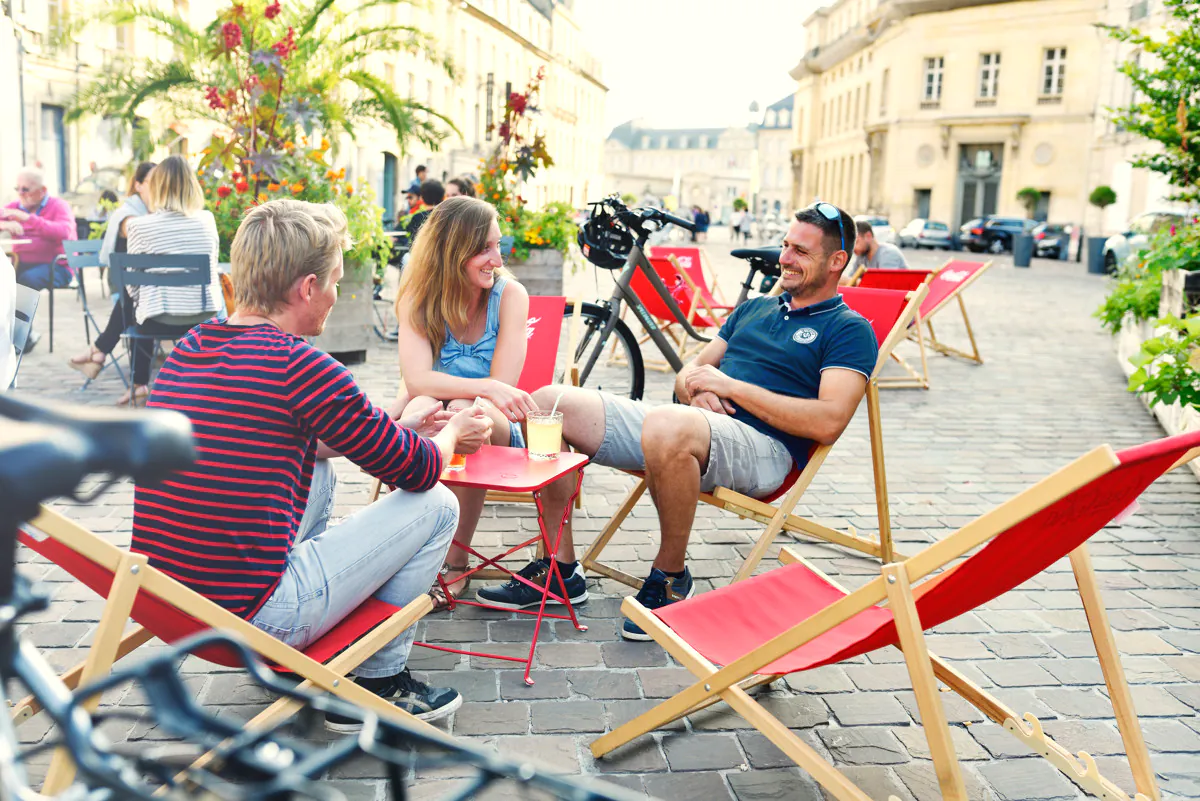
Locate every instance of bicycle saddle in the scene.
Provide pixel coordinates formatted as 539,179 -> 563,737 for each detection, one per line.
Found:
0,395 -> 195,513
730,246 -> 782,276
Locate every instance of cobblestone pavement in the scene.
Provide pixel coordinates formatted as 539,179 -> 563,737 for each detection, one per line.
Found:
8,241 -> 1200,800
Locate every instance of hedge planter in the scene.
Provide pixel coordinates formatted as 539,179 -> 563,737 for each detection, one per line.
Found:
507,248 -> 565,297
310,262 -> 374,364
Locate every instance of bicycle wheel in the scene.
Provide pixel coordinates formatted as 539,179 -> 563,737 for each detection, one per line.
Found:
558,302 -> 644,400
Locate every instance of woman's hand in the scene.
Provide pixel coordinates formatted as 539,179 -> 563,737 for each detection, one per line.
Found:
484,379 -> 538,423
398,398 -> 453,438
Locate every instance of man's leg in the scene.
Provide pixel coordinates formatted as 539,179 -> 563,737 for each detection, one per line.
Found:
641,405 -> 711,573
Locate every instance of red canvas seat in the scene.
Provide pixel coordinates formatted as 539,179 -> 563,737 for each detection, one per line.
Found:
596,429 -> 1200,801
582,285 -> 927,591
851,269 -> 937,389
917,259 -> 993,365
514,295 -> 567,392
649,246 -> 735,312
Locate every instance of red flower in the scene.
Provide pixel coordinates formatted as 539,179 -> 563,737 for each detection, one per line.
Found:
235,180 -> 250,194
231,171 -> 243,180
264,0 -> 282,19
272,26 -> 296,59
498,121 -> 511,140
204,86 -> 226,110
508,92 -> 527,115
222,21 -> 243,49
216,185 -> 233,198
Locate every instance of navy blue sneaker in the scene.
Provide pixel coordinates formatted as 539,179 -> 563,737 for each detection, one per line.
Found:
324,668 -> 461,732
475,558 -> 589,610
622,567 -> 694,642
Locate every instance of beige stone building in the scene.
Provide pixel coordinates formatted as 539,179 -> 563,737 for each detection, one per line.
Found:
0,0 -> 605,222
789,0 -> 1111,230
757,95 -> 795,218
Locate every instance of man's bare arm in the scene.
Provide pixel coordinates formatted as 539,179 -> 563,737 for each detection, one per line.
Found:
674,337 -> 728,406
684,366 -> 867,446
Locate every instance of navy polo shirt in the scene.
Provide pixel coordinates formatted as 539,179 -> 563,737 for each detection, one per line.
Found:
716,293 -> 878,467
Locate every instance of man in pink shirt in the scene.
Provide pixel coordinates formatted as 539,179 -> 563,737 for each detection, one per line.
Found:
1,167 -> 77,292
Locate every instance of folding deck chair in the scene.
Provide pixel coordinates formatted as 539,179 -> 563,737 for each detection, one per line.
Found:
581,283 -> 927,591
621,258 -> 712,370
61,239 -> 129,390
914,259 -> 993,365
14,506 -> 443,792
649,245 -> 735,318
853,268 -> 936,390
594,429 -> 1200,801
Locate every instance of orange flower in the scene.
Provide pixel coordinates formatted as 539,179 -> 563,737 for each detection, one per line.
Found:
325,169 -> 337,180
320,137 -> 330,149
267,182 -> 281,191
291,182 -> 304,194
257,193 -> 268,203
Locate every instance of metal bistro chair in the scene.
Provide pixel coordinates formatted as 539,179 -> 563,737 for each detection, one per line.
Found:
61,239 -> 128,390
8,284 -> 40,390
109,253 -> 212,394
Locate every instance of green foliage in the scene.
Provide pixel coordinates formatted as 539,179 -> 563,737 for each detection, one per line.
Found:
1096,222 -> 1200,332
1017,187 -> 1041,217
1089,185 -> 1118,208
619,193 -> 637,206
1104,0 -> 1200,203
499,202 -> 577,262
732,197 -> 748,212
1128,315 -> 1200,409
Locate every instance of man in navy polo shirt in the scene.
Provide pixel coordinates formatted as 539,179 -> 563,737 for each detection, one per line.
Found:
478,204 -> 878,640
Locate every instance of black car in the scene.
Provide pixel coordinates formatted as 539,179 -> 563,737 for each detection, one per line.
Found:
962,216 -> 1038,253
1032,222 -> 1075,259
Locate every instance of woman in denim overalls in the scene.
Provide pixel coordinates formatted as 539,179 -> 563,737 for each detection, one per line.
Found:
394,197 -> 537,607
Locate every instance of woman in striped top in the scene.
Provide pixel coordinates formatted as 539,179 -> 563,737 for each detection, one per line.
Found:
67,156 -> 221,405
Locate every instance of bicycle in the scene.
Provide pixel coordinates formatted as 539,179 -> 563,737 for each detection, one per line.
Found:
0,394 -> 645,801
563,195 -> 784,400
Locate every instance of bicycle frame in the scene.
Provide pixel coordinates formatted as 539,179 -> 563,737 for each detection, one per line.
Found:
577,238 -> 713,382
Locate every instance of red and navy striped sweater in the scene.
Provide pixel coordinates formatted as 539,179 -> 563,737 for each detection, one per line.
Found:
132,322 -> 443,619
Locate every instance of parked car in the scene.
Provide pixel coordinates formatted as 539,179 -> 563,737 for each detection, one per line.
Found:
962,216 -> 1038,253
1102,211 -> 1188,272
1032,222 -> 1075,259
900,219 -> 952,249
854,215 -> 898,246
957,218 -> 982,249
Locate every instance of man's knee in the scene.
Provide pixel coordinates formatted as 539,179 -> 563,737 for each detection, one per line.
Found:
384,482 -> 459,543
642,406 -> 705,456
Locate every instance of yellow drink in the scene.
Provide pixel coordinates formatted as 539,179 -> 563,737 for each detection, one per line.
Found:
526,411 -> 563,460
446,452 -> 467,472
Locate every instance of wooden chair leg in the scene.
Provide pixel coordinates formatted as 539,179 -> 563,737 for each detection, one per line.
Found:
958,295 -> 982,363
865,382 -> 894,563
580,478 -> 646,589
884,564 -> 967,800
43,551 -> 149,794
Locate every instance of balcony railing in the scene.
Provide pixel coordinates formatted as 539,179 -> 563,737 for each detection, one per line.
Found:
1037,95 -> 1063,105
920,100 -> 942,110
975,98 -> 996,107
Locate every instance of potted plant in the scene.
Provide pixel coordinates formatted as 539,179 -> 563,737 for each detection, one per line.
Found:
479,68 -> 576,296
1128,313 -> 1200,476
1016,187 -> 1041,219
1087,186 -> 1118,274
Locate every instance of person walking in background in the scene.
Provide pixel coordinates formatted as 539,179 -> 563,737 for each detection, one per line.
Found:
97,161 -> 157,285
393,196 -> 543,610
1,167 -> 77,293
695,207 -> 710,243
742,208 -> 755,243
845,219 -> 908,284
67,156 -> 221,406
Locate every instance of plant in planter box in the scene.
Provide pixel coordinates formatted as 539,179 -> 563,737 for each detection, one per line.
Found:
1097,221 -> 1200,332
1128,315 -> 1200,409
1017,187 -> 1041,219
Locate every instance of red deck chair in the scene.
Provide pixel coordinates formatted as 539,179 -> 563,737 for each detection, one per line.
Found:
854,268 -> 936,389
916,259 -> 993,365
13,507 -> 440,792
581,284 -> 927,591
594,430 -> 1200,801
620,257 -> 710,369
649,246 -> 735,316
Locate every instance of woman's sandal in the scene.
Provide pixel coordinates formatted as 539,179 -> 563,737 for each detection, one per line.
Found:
117,384 -> 151,408
428,563 -> 471,611
67,346 -> 107,380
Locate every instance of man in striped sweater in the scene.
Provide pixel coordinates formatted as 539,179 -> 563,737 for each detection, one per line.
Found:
132,199 -> 492,729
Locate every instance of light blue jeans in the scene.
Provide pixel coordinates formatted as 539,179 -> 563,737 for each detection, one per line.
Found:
249,460 -> 459,678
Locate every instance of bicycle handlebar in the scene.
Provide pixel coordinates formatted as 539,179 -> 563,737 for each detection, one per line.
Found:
591,195 -> 696,236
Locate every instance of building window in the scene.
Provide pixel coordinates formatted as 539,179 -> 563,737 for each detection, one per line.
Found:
922,57 -> 944,104
880,69 -> 889,115
1042,47 -> 1066,96
978,53 -> 1000,99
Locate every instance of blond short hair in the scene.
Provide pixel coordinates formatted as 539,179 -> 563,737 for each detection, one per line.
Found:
146,155 -> 205,214
231,199 -> 352,314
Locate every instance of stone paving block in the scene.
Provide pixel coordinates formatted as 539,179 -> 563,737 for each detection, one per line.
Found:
893,763 -> 993,801
498,670 -> 571,700
590,737 -> 669,774
892,724 -> 988,761
493,734 -> 581,773
661,732 -> 746,771
894,691 -> 986,725
1142,719 -> 1200,753
783,665 -> 854,694
826,693 -> 910,726
735,731 -> 797,770
1163,655 -> 1200,681
644,771 -> 735,801
845,663 -> 917,691
1155,754 -> 1200,797
1124,684 -> 1196,716
1038,659 -> 1103,685
451,702 -> 530,736
534,642 -> 602,669
601,641 -> 670,668
970,723 -> 1037,759
727,768 -> 823,801
975,759 -> 1080,799
1040,719 -> 1127,756
530,700 -> 605,734
426,669 -> 498,702
567,670 -> 641,700
637,667 -> 695,698
488,619 -> 553,642
821,766 -> 915,800
606,700 -> 686,733
982,634 -> 1058,659
817,727 -> 908,765
1034,687 -> 1111,718
975,660 -> 1060,688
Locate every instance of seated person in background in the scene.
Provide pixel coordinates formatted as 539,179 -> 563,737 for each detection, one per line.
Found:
67,156 -> 222,406
96,161 -> 157,285
393,196 -> 538,609
406,180 -> 445,240
445,177 -> 476,198
1,167 -> 77,294
478,204 -> 879,639
846,219 -> 907,282
132,198 -> 492,728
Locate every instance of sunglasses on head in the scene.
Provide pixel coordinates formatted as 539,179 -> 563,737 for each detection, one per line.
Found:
808,201 -> 846,254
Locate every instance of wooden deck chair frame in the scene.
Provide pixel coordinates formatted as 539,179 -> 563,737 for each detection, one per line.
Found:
581,284 -> 928,592
666,253 -> 730,363
618,258 -> 709,373
12,506 -> 445,793
854,268 -> 937,391
918,258 -> 994,365
592,433 -> 1200,801
649,245 -> 732,309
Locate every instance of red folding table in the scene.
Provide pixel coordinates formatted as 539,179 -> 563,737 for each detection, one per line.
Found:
419,444 -> 589,685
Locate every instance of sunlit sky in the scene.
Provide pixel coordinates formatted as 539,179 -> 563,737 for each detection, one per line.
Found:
572,0 -> 824,133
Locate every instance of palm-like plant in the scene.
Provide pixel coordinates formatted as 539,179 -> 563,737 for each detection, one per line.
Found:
66,0 -> 457,161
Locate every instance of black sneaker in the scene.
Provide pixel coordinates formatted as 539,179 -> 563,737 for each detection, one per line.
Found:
475,558 -> 589,610
324,668 -> 462,732
622,567 -> 694,642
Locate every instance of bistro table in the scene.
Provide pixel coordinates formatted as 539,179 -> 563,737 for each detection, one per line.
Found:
0,239 -> 32,251
420,443 -> 589,685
